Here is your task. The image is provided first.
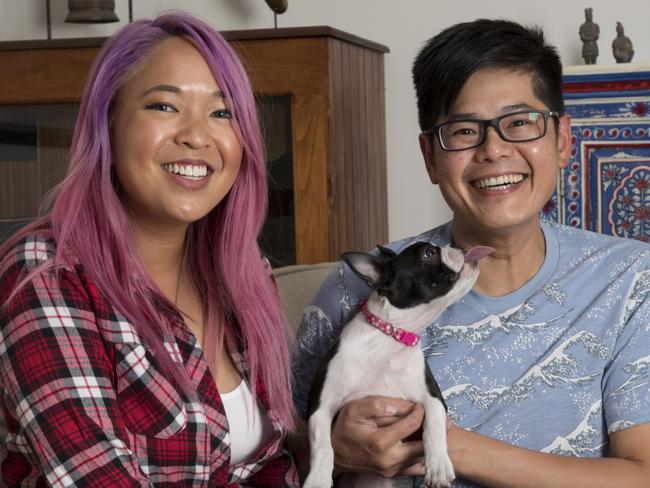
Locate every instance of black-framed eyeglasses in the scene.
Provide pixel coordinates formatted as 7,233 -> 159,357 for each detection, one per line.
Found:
422,110 -> 559,152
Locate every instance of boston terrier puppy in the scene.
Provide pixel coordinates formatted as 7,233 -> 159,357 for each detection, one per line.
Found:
303,241 -> 493,488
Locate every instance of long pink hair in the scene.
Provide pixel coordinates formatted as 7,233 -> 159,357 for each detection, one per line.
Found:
0,12 -> 294,428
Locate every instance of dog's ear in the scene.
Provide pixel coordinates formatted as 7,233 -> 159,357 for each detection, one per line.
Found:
376,245 -> 396,258
341,252 -> 384,289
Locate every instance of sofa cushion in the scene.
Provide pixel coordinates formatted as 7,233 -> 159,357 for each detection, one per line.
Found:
272,262 -> 337,348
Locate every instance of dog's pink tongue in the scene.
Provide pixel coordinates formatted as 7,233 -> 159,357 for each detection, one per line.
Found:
464,246 -> 494,262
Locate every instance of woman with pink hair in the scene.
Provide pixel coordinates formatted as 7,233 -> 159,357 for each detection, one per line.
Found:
0,11 -> 297,486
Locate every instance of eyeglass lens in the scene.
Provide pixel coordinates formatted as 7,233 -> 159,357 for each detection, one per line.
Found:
439,111 -> 548,150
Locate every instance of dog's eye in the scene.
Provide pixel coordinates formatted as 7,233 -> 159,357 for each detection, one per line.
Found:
423,247 -> 437,258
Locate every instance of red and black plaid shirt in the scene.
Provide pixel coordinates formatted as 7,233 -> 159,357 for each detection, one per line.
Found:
0,234 -> 298,487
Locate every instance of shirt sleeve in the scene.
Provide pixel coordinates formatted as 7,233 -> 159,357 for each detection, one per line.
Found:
290,262 -> 373,420
602,267 -> 650,434
0,264 -> 150,486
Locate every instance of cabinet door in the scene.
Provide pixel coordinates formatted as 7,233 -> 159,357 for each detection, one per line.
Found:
258,94 -> 296,266
0,103 -> 78,241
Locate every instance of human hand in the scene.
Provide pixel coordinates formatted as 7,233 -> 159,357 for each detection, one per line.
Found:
331,395 -> 426,478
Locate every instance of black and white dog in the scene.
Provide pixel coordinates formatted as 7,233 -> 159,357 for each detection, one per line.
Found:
304,241 -> 492,488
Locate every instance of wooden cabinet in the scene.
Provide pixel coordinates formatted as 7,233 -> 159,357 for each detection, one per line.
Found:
543,64 -> 649,242
0,27 -> 389,264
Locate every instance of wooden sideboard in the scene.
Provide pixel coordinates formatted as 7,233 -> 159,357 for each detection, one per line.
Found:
0,26 -> 389,265
543,64 -> 650,242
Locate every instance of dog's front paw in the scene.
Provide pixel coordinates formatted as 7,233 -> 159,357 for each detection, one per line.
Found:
303,470 -> 333,488
424,452 -> 455,488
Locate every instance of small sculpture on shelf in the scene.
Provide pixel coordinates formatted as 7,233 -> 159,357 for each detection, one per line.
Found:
612,22 -> 634,63
265,0 -> 288,14
579,7 -> 599,64
65,0 -> 119,23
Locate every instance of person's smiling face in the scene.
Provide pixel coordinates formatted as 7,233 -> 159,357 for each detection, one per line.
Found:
419,67 -> 571,237
111,36 -> 243,233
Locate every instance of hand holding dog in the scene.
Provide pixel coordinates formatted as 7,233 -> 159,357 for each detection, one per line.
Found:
331,395 -> 428,478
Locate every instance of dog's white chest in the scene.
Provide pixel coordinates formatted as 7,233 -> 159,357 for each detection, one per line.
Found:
329,320 -> 428,406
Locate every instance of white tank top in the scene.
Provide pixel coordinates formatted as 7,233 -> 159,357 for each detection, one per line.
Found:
220,380 -> 273,465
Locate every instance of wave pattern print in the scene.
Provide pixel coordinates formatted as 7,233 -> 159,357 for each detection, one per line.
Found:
337,263 -> 356,313
510,331 -> 608,394
611,355 -> 650,397
543,281 -> 566,305
622,269 -> 650,324
440,330 -> 608,424
424,302 -> 571,353
442,384 -> 511,424
541,400 -> 606,456
296,306 -> 339,357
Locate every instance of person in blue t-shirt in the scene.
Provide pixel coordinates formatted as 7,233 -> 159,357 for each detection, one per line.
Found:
291,18 -> 650,487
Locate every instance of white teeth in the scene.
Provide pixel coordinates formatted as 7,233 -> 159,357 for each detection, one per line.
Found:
163,163 -> 208,178
474,174 -> 524,190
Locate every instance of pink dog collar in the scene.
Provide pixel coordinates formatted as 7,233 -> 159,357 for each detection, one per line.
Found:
360,300 -> 420,347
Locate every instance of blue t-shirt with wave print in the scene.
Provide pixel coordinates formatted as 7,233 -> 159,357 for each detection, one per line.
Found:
291,221 -> 650,488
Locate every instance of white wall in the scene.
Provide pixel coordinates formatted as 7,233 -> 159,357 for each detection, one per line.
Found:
2,0 -> 649,241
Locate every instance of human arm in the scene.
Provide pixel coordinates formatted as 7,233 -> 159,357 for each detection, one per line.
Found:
447,421 -> 650,488
327,397 -> 650,486
325,398 -> 650,487
0,260 -> 150,486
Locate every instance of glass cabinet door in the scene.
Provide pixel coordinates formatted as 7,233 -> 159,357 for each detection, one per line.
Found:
258,95 -> 296,267
0,103 -> 78,241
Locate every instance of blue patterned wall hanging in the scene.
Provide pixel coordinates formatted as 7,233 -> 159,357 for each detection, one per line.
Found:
544,65 -> 650,242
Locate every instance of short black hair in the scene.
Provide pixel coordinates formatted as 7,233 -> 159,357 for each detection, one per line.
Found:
412,18 -> 564,132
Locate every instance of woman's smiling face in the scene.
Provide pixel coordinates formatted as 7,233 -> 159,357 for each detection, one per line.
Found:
420,67 -> 571,236
111,36 -> 243,233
